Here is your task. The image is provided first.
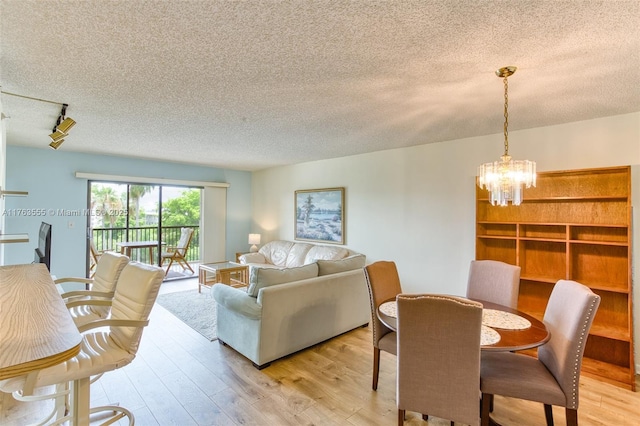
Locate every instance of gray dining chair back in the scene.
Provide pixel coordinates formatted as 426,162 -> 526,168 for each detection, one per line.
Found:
467,259 -> 521,309
397,294 -> 483,426
480,279 -> 600,426
364,260 -> 402,390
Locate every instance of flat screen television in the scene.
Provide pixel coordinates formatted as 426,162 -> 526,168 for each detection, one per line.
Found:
34,222 -> 52,271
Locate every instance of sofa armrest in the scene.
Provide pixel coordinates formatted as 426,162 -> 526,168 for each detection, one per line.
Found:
239,252 -> 267,264
211,284 -> 262,320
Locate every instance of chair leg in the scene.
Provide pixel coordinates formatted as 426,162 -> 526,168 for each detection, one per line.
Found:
544,404 -> 554,426
11,382 -> 70,426
398,409 -> 405,425
372,347 -> 380,390
480,392 -> 492,426
164,258 -> 175,275
183,259 -> 194,274
565,408 -> 578,426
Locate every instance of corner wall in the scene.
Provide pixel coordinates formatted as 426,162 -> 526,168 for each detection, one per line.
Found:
252,112 -> 640,367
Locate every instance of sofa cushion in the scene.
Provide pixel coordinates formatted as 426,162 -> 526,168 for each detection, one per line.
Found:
317,254 -> 366,276
258,241 -> 295,267
285,243 -> 314,267
238,252 -> 267,265
303,245 -> 349,264
247,263 -> 319,297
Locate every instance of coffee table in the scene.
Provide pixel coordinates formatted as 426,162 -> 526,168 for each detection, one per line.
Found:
198,261 -> 249,293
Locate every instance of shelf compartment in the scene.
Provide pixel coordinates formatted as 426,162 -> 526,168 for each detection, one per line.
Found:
589,290 -> 631,339
581,357 -> 635,391
477,222 -> 516,238
481,201 -> 629,225
570,244 -> 629,291
526,167 -> 630,199
570,225 -> 628,244
519,275 -> 559,284
520,224 -> 566,240
517,280 -> 553,320
583,335 -> 630,370
589,323 -> 630,341
519,240 -> 566,281
476,238 -> 516,265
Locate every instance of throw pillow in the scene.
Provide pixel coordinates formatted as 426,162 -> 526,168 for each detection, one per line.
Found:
317,254 -> 366,276
247,263 -> 319,297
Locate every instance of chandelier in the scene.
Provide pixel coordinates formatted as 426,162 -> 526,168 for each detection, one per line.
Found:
477,66 -> 536,206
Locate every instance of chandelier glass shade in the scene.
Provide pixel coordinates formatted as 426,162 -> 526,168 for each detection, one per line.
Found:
477,66 -> 536,206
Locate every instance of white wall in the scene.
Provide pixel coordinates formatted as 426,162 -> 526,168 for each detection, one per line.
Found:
252,112 -> 640,365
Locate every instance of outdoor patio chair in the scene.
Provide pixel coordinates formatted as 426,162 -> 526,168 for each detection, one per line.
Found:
160,227 -> 195,275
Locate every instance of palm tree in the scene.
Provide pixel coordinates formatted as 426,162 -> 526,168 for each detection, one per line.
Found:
91,185 -> 125,249
129,185 -> 153,240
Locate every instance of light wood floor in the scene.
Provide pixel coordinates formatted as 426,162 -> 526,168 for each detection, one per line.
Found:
1,278 -> 638,425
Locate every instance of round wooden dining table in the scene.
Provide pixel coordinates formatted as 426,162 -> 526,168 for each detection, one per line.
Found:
377,296 -> 550,426
377,296 -> 550,352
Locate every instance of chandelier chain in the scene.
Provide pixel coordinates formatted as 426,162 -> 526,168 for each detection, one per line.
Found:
503,75 -> 509,156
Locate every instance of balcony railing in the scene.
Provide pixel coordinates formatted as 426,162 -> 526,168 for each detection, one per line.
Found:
92,225 -> 200,264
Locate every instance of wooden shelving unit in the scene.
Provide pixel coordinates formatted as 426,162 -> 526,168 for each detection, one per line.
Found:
476,166 -> 635,390
0,188 -> 30,244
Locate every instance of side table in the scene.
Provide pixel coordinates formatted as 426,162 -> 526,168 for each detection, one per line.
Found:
198,261 -> 249,293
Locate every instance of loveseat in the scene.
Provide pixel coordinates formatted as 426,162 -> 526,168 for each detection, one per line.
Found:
212,240 -> 370,368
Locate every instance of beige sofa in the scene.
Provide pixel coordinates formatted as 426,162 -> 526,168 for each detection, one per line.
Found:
212,240 -> 369,368
238,239 -> 359,269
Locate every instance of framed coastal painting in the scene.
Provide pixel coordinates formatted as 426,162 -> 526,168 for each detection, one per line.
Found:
294,187 -> 345,244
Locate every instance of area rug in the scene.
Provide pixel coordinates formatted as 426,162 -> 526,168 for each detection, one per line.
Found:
156,289 -> 217,341
163,269 -> 196,282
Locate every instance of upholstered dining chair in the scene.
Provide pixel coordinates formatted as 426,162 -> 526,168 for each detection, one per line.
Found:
364,260 -> 402,391
480,279 -> 601,426
56,251 -> 130,328
161,227 -> 195,275
397,294 -> 483,426
0,262 -> 165,426
467,259 -> 521,309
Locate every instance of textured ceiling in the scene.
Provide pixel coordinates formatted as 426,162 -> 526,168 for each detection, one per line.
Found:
1,1 -> 639,171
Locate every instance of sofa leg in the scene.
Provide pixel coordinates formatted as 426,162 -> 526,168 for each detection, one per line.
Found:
253,362 -> 271,370
218,339 -> 226,346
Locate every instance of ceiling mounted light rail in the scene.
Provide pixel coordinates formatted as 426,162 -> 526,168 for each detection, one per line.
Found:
49,104 -> 76,150
0,90 -> 76,150
477,66 -> 536,206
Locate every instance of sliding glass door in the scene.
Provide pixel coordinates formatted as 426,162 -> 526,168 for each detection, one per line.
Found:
88,181 -> 201,274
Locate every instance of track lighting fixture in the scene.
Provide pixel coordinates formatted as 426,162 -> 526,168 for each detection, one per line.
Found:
49,139 -> 64,150
0,91 -> 77,149
48,103 -> 75,150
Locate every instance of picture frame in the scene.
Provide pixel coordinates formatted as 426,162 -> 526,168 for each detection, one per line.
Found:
294,187 -> 345,244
